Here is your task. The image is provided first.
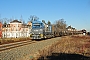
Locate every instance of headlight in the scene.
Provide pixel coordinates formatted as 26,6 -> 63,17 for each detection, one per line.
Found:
30,34 -> 32,37
40,34 -> 43,37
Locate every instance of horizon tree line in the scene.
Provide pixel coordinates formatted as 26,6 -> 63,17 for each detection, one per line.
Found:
0,15 -> 67,30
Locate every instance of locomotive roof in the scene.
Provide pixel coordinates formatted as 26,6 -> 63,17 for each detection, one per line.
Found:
32,20 -> 42,23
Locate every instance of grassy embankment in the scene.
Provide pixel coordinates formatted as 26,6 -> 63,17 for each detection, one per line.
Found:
0,37 -> 31,44
56,35 -> 90,56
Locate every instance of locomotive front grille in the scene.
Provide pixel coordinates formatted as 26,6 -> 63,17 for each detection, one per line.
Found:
32,34 -> 41,39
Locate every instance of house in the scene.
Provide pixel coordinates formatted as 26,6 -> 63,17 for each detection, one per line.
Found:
81,29 -> 86,35
2,24 -> 10,38
0,22 -> 2,38
2,20 -> 31,38
27,21 -> 32,33
27,21 -> 32,27
66,25 -> 76,31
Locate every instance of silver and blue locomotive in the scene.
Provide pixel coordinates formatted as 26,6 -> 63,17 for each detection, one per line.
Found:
30,20 -> 53,39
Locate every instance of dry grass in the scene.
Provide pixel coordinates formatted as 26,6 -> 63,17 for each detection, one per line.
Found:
56,35 -> 90,56
0,37 -> 31,44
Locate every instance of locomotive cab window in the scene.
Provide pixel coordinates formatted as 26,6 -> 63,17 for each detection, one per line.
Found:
33,23 -> 40,28
32,23 -> 44,29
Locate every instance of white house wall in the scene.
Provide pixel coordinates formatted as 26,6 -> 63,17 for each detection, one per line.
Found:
2,22 -> 31,38
2,31 -> 30,38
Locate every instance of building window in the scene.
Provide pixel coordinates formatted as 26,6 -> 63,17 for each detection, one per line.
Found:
26,29 -> 28,31
23,29 -> 24,31
12,33 -> 13,36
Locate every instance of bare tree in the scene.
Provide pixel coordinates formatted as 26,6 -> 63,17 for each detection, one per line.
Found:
0,15 -> 3,23
0,18 -> 3,23
9,18 -> 13,23
28,15 -> 39,22
20,15 -> 23,23
2,18 -> 9,24
53,18 -> 67,34
55,19 -> 67,29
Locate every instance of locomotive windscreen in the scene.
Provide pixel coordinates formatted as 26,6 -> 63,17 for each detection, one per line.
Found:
32,23 -> 40,28
32,20 -> 44,29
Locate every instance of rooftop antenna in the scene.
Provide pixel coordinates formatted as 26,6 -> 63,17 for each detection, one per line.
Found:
12,16 -> 14,20
20,15 -> 23,22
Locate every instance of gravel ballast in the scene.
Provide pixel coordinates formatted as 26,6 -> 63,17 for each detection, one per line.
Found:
0,37 -> 61,60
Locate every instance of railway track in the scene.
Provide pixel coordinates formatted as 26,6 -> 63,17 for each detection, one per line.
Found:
0,40 -> 36,51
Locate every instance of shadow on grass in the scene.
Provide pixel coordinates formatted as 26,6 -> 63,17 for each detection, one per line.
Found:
32,38 -> 52,41
38,53 -> 90,60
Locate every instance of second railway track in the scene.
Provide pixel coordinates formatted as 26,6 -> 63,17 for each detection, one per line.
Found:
0,40 -> 36,51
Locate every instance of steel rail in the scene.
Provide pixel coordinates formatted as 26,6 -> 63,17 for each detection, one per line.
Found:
0,40 -> 36,51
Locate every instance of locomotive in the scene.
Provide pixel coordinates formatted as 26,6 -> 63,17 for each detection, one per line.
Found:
30,20 -> 53,39
30,20 -> 83,39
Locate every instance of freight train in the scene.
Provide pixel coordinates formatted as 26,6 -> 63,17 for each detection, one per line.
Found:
30,20 -> 82,39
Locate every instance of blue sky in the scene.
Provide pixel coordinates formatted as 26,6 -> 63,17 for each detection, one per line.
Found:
0,0 -> 90,31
